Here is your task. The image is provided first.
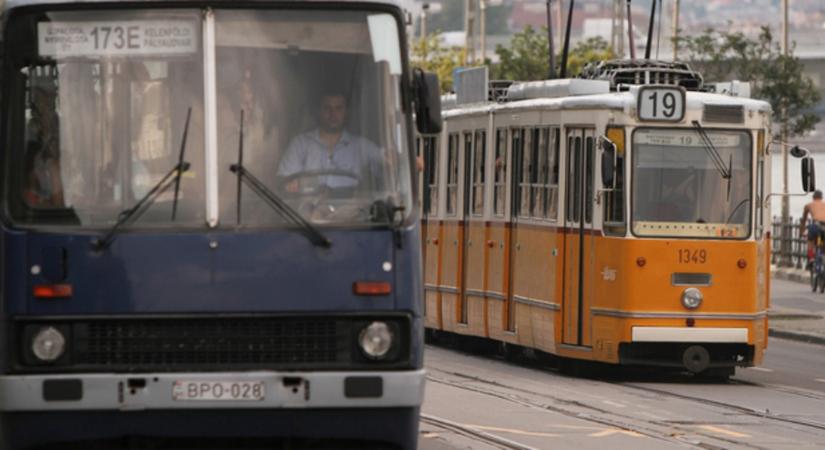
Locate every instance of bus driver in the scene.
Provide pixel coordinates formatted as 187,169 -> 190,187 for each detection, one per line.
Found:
277,92 -> 383,193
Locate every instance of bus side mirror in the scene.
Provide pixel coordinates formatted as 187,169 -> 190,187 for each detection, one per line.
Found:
413,69 -> 442,134
600,139 -> 616,188
802,156 -> 816,192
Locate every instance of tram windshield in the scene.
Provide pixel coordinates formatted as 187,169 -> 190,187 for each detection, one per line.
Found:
3,8 -> 410,229
632,128 -> 752,239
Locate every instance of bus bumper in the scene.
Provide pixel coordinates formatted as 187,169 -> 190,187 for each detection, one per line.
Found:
0,369 -> 426,411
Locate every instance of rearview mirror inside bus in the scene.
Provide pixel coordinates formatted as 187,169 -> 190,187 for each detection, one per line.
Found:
600,138 -> 616,188
414,69 -> 442,134
802,156 -> 816,192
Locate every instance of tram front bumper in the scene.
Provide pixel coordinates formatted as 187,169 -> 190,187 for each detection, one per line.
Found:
0,369 -> 426,412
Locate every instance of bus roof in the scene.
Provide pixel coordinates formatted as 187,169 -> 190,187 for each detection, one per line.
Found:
2,0 -> 403,13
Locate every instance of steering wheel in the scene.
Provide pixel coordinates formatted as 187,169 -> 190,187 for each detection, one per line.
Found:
278,169 -> 359,197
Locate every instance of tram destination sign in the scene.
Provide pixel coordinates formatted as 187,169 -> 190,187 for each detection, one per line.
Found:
38,21 -> 198,58
637,86 -> 686,122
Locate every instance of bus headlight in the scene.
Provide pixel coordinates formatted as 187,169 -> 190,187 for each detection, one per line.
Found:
358,321 -> 394,360
31,326 -> 66,362
681,288 -> 703,310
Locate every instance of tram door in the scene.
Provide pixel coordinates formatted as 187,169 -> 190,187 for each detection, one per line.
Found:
562,129 -> 596,346
458,132 -> 474,324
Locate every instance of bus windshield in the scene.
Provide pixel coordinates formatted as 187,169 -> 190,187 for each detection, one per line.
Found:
4,8 -> 410,229
632,128 -> 752,239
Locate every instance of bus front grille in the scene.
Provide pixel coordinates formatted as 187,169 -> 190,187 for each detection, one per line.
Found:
13,315 -> 412,372
78,318 -> 342,368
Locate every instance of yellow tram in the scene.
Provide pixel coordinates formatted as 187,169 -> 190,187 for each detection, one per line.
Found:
417,61 -> 814,377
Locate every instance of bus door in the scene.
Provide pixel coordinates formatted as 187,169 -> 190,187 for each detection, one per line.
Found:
562,128 -> 596,346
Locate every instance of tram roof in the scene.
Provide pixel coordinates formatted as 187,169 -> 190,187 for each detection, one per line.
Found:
442,88 -> 771,120
2,0 -> 403,13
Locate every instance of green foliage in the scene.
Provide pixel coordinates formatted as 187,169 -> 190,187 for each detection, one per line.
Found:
491,25 -> 549,81
411,33 -> 467,93
675,26 -> 821,137
491,27 -> 614,81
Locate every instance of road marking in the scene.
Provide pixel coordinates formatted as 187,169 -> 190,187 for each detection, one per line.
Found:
589,429 -> 645,438
815,378 -> 825,383
468,425 -> 560,438
421,432 -> 440,438
749,367 -> 774,372
698,425 -> 751,438
602,400 -> 627,408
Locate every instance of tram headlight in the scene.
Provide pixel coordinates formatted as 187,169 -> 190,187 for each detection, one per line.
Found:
31,326 -> 66,362
681,288 -> 703,310
358,321 -> 394,360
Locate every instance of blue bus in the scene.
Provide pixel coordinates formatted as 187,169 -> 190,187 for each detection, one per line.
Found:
0,0 -> 441,448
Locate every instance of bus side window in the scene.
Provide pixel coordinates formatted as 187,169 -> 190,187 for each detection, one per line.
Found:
584,136 -> 594,224
534,128 -> 549,219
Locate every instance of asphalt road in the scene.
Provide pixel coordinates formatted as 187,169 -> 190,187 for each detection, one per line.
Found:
419,342 -> 825,450
420,278 -> 825,449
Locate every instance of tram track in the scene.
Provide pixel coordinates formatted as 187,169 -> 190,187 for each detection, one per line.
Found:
427,359 -> 825,450
420,413 -> 538,450
427,342 -> 825,438
618,381 -> 825,432
425,371 -> 725,449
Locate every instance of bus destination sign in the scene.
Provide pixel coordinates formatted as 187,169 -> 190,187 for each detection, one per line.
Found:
38,21 -> 198,58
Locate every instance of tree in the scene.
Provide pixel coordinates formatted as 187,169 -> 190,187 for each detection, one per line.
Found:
675,26 -> 820,137
411,33 -> 467,93
491,26 -> 614,81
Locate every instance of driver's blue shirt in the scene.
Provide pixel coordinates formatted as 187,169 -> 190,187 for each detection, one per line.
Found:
278,129 -> 381,188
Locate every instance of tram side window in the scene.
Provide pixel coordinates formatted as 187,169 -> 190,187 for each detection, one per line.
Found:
584,136 -> 594,224
567,136 -> 582,222
533,128 -> 549,219
546,129 -> 560,220
510,128 -> 524,219
471,130 -> 486,216
423,136 -> 439,216
519,128 -> 536,218
446,133 -> 459,216
493,129 -> 507,217
603,135 -> 626,235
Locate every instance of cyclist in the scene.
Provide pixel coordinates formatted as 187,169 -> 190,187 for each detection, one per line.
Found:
800,190 -> 825,269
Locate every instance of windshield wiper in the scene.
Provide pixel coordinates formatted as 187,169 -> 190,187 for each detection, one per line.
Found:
171,107 -> 193,220
691,121 -> 732,180
229,164 -> 332,248
228,111 -> 330,248
691,120 -> 733,200
93,108 -> 192,251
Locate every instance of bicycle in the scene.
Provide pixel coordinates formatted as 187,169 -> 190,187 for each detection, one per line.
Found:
809,222 -> 825,293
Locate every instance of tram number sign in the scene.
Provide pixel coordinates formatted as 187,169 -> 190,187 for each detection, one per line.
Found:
678,249 -> 707,264
638,86 -> 685,122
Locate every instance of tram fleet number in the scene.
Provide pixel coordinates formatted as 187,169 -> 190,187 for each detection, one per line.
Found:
678,249 -> 707,264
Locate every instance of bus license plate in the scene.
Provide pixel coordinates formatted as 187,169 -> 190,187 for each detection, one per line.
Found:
172,381 -> 265,401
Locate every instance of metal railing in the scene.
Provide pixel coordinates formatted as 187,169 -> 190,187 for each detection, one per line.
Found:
771,217 -> 807,268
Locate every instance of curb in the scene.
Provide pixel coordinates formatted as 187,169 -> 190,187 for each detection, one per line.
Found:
768,328 -> 825,346
771,268 -> 808,284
